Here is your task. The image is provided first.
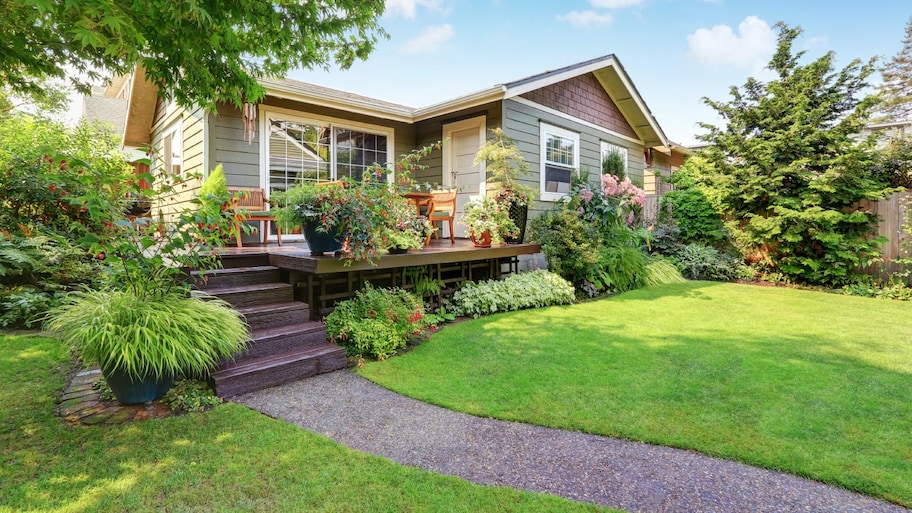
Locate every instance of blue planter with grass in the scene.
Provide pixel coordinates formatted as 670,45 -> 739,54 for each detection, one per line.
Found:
102,368 -> 175,404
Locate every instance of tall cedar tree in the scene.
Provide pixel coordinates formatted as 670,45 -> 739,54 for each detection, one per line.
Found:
881,17 -> 912,121
698,23 -> 894,286
0,0 -> 386,110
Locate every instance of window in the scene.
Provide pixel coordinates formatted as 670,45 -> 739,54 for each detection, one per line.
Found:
161,121 -> 182,177
266,114 -> 390,194
540,123 -> 579,201
600,141 -> 628,176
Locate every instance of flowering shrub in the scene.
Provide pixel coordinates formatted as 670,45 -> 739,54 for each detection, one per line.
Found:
326,283 -> 432,362
575,173 -> 646,228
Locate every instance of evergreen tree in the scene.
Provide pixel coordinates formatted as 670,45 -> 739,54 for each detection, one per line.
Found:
881,17 -> 912,121
698,23 -> 894,286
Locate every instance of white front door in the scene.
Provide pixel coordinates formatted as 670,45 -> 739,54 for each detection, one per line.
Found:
443,116 -> 486,238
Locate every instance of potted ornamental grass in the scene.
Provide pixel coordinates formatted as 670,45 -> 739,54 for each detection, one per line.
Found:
462,196 -> 518,247
473,128 -> 536,243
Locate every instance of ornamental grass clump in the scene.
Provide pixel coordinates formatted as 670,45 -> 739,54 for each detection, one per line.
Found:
326,283 -> 431,362
45,288 -> 248,380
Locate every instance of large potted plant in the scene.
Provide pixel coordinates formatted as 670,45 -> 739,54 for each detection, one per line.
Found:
44,157 -> 249,404
45,288 -> 248,404
462,196 -> 518,248
473,128 -> 536,243
271,181 -> 343,255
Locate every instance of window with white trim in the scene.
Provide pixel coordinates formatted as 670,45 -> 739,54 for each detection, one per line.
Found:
161,121 -> 182,177
600,141 -> 628,176
540,123 -> 579,201
266,114 -> 390,194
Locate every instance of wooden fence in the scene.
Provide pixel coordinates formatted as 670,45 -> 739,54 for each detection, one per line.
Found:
861,191 -> 911,279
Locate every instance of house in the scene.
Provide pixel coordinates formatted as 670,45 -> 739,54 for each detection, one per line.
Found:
104,54 -> 673,243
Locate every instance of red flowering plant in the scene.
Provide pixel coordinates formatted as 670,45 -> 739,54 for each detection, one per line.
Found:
60,148 -> 237,300
317,143 -> 443,264
325,283 -> 433,365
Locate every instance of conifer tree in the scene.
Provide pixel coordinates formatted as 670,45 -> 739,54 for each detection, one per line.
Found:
881,17 -> 912,121
698,23 -> 893,286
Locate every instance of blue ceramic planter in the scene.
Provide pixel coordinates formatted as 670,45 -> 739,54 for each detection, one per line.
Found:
103,368 -> 175,404
303,219 -> 342,256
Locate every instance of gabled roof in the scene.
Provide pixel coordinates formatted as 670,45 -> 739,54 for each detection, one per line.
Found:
120,55 -> 670,149
499,54 -> 667,147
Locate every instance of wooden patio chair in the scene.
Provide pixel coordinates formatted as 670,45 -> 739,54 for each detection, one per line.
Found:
426,189 -> 457,244
226,186 -> 282,248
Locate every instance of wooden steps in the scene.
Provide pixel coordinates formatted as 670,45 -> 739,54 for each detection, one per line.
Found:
198,254 -> 347,397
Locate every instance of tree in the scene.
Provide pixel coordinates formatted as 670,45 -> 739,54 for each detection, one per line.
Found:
0,0 -> 387,110
880,16 -> 912,121
698,23 -> 894,286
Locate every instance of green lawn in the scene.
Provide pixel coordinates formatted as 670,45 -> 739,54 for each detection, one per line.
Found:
360,281 -> 912,507
0,333 -> 611,513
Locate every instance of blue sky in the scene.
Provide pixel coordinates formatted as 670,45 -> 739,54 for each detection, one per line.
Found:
289,0 -> 911,145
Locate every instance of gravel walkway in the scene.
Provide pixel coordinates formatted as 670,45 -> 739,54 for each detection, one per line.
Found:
235,370 -> 908,513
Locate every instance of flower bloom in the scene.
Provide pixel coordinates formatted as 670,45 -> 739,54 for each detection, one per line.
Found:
579,187 -> 594,203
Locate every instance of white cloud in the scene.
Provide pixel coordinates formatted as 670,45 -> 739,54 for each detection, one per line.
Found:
400,24 -> 454,54
687,16 -> 777,70
589,0 -> 645,8
557,10 -> 614,27
384,0 -> 445,19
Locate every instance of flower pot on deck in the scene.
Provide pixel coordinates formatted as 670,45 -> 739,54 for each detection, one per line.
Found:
302,218 -> 342,256
471,231 -> 493,248
503,201 -> 528,244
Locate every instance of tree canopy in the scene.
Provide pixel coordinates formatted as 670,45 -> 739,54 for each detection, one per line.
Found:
880,16 -> 912,121
697,23 -> 894,286
0,0 -> 387,110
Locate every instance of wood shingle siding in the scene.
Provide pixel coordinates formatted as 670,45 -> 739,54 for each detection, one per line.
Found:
519,73 -> 637,140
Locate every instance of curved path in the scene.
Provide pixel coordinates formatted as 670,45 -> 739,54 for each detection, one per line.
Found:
235,370 -> 908,513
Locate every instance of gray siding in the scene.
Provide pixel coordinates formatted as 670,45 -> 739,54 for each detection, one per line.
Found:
414,103 -> 502,185
210,105 -> 261,188
502,98 -> 645,217
209,99 -> 415,189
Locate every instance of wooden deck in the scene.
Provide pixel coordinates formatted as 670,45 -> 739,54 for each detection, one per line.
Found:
218,238 -> 541,320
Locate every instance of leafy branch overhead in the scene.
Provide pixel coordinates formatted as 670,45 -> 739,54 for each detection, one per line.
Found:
2,0 -> 388,110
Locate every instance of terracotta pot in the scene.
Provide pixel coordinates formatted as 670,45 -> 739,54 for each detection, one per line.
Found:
471,231 -> 492,248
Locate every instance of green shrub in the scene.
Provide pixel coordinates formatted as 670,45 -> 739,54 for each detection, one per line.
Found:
660,188 -> 727,245
672,243 -> 742,281
528,206 -> 601,289
326,283 -> 429,361
592,245 -> 647,294
452,270 -> 575,318
843,280 -> 912,301
198,164 -> 229,207
644,257 -> 686,286
0,286 -> 61,328
163,379 -> 223,413
0,114 -> 132,236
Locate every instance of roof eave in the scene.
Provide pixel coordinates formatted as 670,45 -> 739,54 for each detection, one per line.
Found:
261,78 -> 415,123
412,86 -> 506,121
122,66 -> 159,148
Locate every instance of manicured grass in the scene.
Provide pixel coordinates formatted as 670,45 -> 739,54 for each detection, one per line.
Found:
0,333 -> 612,512
360,282 -> 912,507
